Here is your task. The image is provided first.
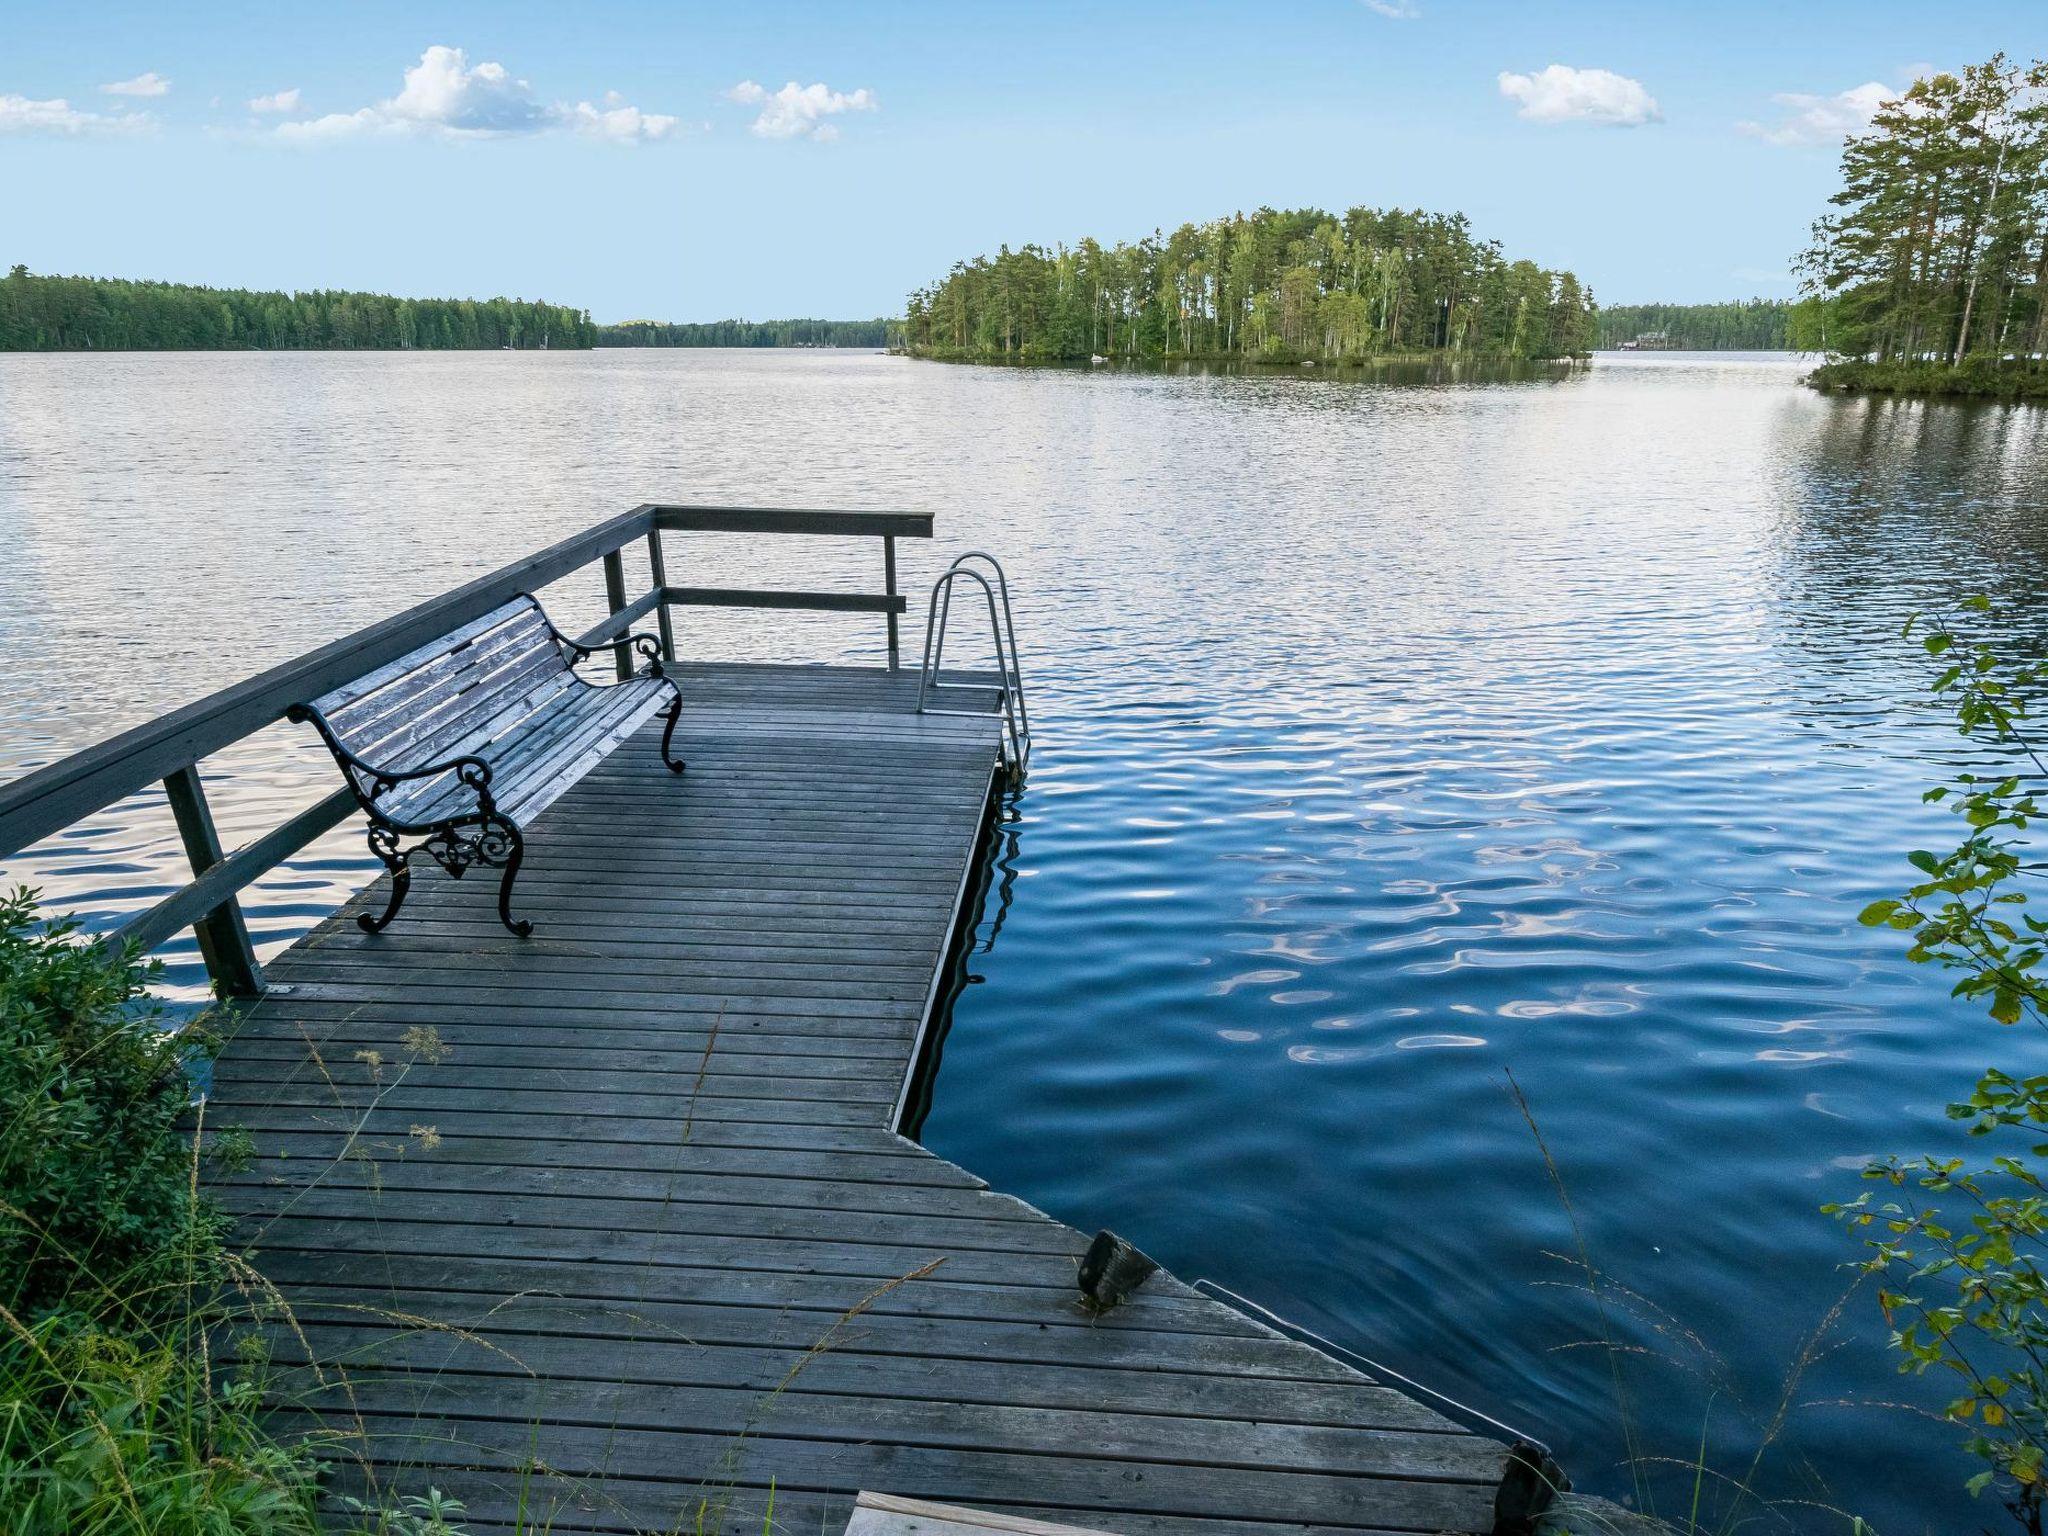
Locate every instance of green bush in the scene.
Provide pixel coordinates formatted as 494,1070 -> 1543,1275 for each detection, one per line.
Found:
0,889 -> 226,1322
0,886 -> 325,1534
1831,602 -> 2048,1533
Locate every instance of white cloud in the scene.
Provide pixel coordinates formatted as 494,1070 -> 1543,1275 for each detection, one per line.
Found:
0,93 -> 154,135
1498,64 -> 1661,127
563,92 -> 682,143
248,88 -> 302,115
277,45 -> 679,144
101,71 -> 170,98
1361,0 -> 1419,15
725,79 -> 876,141
1737,82 -> 1894,148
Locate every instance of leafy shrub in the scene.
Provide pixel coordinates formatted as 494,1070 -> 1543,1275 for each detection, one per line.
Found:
1831,600 -> 2048,1533
0,888 -> 227,1322
0,886 -> 324,1534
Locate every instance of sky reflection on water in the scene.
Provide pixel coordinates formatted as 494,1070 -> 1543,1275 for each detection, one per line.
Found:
3,349 -> 2046,1532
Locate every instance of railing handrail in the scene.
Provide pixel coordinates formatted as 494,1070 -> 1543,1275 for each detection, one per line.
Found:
0,502 -> 931,994
0,505 -> 658,859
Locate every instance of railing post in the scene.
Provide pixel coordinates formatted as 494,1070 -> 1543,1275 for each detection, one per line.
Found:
883,534 -> 900,671
602,548 -> 630,681
162,765 -> 263,998
645,529 -> 677,663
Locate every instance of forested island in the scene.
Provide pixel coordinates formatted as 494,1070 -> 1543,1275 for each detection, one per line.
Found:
598,318 -> 894,347
902,206 -> 1596,365
1595,300 -> 1795,350
1801,55 -> 2048,401
0,267 -> 597,351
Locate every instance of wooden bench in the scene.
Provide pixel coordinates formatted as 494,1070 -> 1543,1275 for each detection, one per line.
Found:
288,594 -> 683,937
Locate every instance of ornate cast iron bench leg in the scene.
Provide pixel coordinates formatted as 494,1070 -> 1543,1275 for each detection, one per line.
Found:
360,826 -> 413,934
660,689 -> 686,775
492,818 -> 532,938
356,813 -> 532,939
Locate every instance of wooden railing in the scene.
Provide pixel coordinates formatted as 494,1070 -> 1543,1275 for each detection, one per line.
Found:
0,503 -> 931,997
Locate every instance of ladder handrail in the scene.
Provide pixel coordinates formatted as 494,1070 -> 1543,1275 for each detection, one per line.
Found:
916,556 -> 1030,776
928,551 -> 1029,745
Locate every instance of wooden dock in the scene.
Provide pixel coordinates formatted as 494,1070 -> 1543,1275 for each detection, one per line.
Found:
0,509 -> 1513,1536
202,662 -> 1502,1535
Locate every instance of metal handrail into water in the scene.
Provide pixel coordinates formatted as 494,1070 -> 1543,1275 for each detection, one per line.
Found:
915,551 -> 1031,775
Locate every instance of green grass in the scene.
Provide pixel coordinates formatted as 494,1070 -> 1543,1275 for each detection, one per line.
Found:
1808,357 -> 2048,402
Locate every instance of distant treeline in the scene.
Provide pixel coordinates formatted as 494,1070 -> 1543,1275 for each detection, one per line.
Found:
904,205 -> 1597,365
1595,300 -> 1795,350
1,267 -> 596,351
596,318 -> 895,347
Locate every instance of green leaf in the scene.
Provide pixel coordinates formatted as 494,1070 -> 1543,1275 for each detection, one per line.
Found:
1909,851 -> 1942,874
1860,899 -> 1902,926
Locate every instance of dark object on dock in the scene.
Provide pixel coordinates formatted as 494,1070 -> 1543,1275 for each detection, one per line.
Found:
1077,1229 -> 1159,1310
288,594 -> 683,937
1493,1438 -> 1569,1535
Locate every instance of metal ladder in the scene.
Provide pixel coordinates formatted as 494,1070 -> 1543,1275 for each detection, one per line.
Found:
915,551 -> 1031,777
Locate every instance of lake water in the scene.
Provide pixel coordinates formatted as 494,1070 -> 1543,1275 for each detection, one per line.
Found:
4,348 -> 2047,1533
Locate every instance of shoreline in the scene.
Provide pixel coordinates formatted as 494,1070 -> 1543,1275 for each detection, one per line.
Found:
1807,357 -> 2048,403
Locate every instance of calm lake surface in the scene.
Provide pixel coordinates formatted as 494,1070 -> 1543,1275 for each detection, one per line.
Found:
5,348 -> 2047,1532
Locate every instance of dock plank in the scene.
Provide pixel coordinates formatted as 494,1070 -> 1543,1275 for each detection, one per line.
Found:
204,661 -> 1503,1534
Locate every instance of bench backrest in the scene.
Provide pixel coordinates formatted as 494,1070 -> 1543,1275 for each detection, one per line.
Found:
303,596 -> 577,786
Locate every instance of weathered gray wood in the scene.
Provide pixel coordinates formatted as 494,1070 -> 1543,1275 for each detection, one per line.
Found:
645,529 -> 677,662
849,1492 -> 1118,1536
885,532 -> 901,669
194,661 -> 1503,1535
161,765 -> 263,996
664,585 -> 908,614
651,505 -> 933,538
601,547 -> 631,681
113,784 -> 356,957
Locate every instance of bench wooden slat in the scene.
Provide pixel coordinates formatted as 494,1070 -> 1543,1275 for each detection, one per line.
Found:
313,598 -> 543,717
294,595 -> 683,935
331,608 -> 558,750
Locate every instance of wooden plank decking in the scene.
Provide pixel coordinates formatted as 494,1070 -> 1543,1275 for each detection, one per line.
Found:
203,662 -> 1502,1536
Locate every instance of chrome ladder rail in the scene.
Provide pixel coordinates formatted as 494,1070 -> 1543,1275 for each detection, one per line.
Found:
916,551 -> 1030,777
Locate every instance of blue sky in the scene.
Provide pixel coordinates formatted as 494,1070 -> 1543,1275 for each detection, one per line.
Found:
2,2 -> 2039,320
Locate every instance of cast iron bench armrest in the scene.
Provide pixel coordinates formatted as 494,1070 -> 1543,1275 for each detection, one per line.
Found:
286,702 -> 498,815
523,602 -> 668,679
566,630 -> 665,675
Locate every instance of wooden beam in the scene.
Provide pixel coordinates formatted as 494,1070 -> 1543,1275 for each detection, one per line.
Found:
848,1493 -> 1119,1536
573,588 -> 664,650
645,530 -> 677,663
116,786 -> 357,959
884,535 -> 901,670
664,586 -> 907,615
160,766 -> 264,997
651,506 -> 933,539
602,549 -> 631,681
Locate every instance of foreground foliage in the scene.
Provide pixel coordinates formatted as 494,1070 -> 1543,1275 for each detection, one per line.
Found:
1832,599 -> 2048,1532
1799,55 -> 2048,396
0,267 -> 596,351
0,889 -> 326,1533
904,204 -> 1595,364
